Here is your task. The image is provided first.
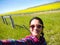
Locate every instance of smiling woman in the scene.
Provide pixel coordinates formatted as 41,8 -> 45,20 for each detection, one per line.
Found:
0,17 -> 47,45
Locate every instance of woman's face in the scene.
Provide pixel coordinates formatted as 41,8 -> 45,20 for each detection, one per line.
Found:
30,19 -> 43,38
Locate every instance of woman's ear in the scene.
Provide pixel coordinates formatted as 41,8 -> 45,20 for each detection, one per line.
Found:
40,30 -> 44,37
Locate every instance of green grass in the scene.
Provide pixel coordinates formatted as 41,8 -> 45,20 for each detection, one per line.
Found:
0,12 -> 60,45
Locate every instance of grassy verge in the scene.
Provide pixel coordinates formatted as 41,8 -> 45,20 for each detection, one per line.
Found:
0,12 -> 60,45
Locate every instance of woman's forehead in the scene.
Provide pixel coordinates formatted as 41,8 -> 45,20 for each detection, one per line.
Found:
30,19 -> 40,25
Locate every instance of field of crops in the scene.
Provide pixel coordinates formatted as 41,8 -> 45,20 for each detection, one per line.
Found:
18,1 -> 60,13
0,11 -> 60,45
0,1 -> 60,15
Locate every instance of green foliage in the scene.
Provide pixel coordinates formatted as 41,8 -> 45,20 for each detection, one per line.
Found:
0,12 -> 60,45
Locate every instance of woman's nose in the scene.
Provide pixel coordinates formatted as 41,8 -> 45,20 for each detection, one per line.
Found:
34,26 -> 38,30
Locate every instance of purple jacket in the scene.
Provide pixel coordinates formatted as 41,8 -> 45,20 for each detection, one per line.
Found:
0,35 -> 47,45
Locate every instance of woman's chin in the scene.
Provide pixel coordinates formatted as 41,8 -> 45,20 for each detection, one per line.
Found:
33,33 -> 39,37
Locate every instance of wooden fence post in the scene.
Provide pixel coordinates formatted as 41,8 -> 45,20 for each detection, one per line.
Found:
1,16 -> 8,25
1,16 -> 5,24
9,16 -> 15,28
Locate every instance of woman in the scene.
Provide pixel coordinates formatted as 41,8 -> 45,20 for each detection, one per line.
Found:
0,17 -> 47,45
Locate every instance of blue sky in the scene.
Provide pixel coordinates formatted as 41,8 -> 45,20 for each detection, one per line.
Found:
0,0 -> 59,14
